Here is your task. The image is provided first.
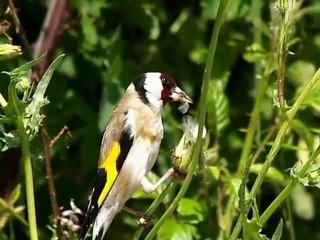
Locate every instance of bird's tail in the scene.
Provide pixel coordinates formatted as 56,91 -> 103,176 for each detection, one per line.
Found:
92,205 -> 120,240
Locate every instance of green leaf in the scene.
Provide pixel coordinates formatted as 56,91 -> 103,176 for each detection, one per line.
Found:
250,164 -> 287,186
0,232 -> 9,240
291,119 -> 314,152
243,218 -> 269,240
9,184 -> 21,205
10,54 -> 45,81
25,54 -> 65,139
271,219 -> 283,240
177,198 -> 205,224
1,54 -> 46,122
291,185 -> 314,220
287,60 -> 316,87
81,15 -> 99,47
98,55 -> 123,131
207,80 -> 230,138
157,219 -> 199,240
0,130 -> 20,150
2,77 -> 27,121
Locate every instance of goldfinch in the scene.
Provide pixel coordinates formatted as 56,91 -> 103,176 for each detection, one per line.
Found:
80,72 -> 192,240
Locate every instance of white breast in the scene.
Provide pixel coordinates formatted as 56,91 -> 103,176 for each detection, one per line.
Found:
105,109 -> 163,206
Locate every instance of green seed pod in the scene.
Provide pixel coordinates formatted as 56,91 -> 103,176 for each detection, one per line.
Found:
171,116 -> 206,174
16,77 -> 31,93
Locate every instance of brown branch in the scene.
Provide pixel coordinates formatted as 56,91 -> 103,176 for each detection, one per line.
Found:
49,126 -> 72,149
41,128 -> 60,220
33,0 -> 69,76
9,0 -> 70,224
30,0 -> 69,222
8,0 -> 33,59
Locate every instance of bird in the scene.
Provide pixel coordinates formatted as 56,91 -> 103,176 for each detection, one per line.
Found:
80,72 -> 192,240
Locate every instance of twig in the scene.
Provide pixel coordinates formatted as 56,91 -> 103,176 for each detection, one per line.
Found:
8,0 -> 32,60
33,0 -> 68,76
41,128 -> 60,220
49,125 -> 72,149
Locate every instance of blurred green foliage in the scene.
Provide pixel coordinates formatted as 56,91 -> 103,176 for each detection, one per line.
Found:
1,0 -> 320,239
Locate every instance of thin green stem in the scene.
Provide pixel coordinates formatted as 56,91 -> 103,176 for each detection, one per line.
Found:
16,118 -> 38,240
229,68 -> 320,240
259,145 -> 320,225
133,180 -> 176,240
144,1 -> 229,239
277,10 -> 288,111
285,198 -> 296,240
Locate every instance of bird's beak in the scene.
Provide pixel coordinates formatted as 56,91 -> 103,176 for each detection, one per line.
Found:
170,86 -> 193,104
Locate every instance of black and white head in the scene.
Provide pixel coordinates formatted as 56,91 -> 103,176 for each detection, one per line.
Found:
128,72 -> 192,111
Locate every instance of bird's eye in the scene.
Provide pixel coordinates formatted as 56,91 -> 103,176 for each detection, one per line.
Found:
161,77 -> 171,85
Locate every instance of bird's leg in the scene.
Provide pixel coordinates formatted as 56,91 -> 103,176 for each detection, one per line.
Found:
123,206 -> 153,227
141,168 -> 175,193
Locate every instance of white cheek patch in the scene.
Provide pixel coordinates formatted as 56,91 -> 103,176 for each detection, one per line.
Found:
144,72 -> 163,100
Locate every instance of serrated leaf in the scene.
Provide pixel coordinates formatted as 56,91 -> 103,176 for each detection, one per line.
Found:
271,219 -> 283,240
25,54 -> 65,139
0,130 -> 20,150
157,218 -> 200,240
243,218 -> 269,240
207,80 -> 229,138
177,198 -> 205,224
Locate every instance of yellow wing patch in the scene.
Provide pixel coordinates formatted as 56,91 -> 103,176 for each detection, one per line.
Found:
98,141 -> 121,206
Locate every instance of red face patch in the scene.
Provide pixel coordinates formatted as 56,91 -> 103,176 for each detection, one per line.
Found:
160,73 -> 176,104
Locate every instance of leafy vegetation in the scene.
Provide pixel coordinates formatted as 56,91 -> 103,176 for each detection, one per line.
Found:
1,0 -> 320,239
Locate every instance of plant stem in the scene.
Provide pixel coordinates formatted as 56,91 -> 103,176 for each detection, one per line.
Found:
16,118 -> 38,240
229,68 -> 320,240
144,1 -> 229,239
277,7 -> 289,111
237,0 -> 270,173
133,180 -> 176,240
259,145 -> 320,225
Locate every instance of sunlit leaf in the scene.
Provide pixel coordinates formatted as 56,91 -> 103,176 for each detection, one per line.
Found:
291,185 -> 315,220
207,80 -> 229,138
243,218 -> 268,240
287,60 -> 316,87
157,219 -> 200,240
250,164 -> 287,186
177,198 -> 205,224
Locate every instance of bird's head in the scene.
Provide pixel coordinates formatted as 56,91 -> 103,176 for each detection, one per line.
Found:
131,72 -> 192,110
